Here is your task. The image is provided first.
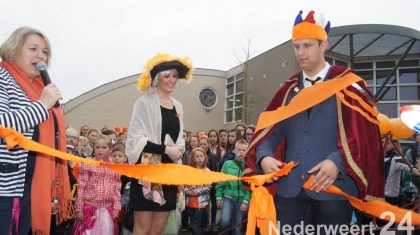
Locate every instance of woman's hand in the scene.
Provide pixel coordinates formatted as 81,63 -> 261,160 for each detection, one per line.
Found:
165,146 -> 182,162
38,83 -> 62,109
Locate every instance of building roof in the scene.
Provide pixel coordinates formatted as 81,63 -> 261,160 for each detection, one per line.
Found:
328,24 -> 420,57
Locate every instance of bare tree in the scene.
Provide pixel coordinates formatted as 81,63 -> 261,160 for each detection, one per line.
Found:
233,36 -> 263,125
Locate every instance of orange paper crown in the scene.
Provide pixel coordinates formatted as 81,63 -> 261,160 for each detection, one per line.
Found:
292,10 -> 330,41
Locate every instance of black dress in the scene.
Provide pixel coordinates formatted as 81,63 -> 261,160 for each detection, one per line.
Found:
129,106 -> 180,211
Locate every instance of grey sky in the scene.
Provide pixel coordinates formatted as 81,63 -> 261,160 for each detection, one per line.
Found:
1,0 -> 419,102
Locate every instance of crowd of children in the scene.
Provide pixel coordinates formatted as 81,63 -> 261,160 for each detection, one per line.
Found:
60,121 -> 420,235
62,123 -> 255,235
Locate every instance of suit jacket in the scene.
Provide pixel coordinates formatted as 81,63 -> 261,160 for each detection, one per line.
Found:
256,68 -> 358,200
247,65 -> 384,201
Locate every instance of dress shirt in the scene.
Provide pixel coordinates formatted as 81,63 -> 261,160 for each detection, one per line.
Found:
303,62 -> 331,88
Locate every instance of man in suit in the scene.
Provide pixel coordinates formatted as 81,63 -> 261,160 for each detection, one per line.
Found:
246,10 -> 384,231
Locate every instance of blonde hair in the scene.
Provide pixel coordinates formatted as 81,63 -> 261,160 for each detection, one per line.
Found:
235,139 -> 249,147
76,136 -> 91,157
65,127 -> 79,138
94,135 -> 112,148
79,124 -> 90,136
0,26 -> 52,65
189,147 -> 209,168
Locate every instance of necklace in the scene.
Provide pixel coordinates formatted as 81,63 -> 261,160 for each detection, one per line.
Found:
159,97 -> 172,103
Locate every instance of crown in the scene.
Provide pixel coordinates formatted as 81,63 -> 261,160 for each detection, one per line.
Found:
292,10 -> 331,41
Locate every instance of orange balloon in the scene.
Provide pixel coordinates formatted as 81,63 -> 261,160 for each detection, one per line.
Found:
377,113 -> 391,135
389,118 -> 414,139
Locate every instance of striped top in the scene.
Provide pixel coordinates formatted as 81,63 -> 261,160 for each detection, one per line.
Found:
185,167 -> 211,209
0,67 -> 48,197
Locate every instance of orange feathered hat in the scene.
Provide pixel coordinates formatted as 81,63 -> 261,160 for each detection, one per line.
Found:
292,10 -> 331,41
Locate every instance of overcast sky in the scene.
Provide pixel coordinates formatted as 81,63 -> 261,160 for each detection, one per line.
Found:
1,0 -> 419,102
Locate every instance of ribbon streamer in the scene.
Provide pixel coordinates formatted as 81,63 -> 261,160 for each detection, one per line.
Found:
1,125 -> 419,234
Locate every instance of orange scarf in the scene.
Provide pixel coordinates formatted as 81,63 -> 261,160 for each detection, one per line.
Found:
0,61 -> 72,234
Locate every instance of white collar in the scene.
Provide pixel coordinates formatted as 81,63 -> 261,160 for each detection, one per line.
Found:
302,62 -> 331,87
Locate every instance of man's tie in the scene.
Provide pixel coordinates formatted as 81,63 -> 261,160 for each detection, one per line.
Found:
305,77 -> 322,117
305,76 -> 322,86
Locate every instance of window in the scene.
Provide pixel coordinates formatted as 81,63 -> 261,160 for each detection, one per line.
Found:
375,70 -> 397,101
356,70 -> 374,86
234,94 -> 243,107
400,86 -> 420,100
348,58 -> 419,123
198,87 -> 218,109
325,57 -> 333,64
335,59 -> 348,67
236,72 -> 244,80
380,87 -> 397,100
376,70 -> 396,86
399,60 -> 419,67
226,97 -> 234,109
377,103 -> 398,118
236,79 -> 243,93
225,72 -> 245,123
226,110 -> 233,123
354,62 -> 373,70
399,69 -> 420,84
227,83 -> 234,96
377,61 -> 395,69
227,76 -> 234,84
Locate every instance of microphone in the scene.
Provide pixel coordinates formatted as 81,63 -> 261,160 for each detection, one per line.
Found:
35,62 -> 60,107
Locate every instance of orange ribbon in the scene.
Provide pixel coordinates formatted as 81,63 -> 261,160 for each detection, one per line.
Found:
0,125 -> 294,235
303,175 -> 420,225
1,125 -> 420,234
256,73 -> 362,131
241,162 -> 295,235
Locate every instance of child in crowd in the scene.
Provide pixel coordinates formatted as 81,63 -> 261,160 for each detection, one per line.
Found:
74,135 -> 121,235
65,127 -> 80,180
218,129 -> 228,150
86,129 -> 99,156
216,139 -> 251,235
103,129 -> 118,147
79,124 -> 90,137
219,128 -> 238,167
208,129 -> 225,163
182,130 -> 189,142
66,127 -> 80,155
235,123 -> 246,139
185,148 -> 211,235
76,136 -> 92,159
245,125 -> 255,143
383,135 -> 420,205
110,144 -> 132,234
111,144 -> 130,195
226,128 -> 239,155
118,132 -> 128,145
182,135 -> 199,165
198,135 -> 219,231
196,130 -> 206,137
65,126 -> 79,193
181,135 -> 199,231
